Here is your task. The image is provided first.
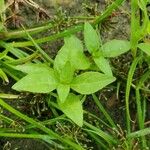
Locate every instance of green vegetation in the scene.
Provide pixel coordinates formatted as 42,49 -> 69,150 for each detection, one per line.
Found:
0,0 -> 150,149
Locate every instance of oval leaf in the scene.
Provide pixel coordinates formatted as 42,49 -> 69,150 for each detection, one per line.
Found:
59,61 -> 74,84
84,22 -> 100,54
54,45 -> 69,73
54,35 -> 90,72
94,56 -> 113,76
138,43 -> 150,56
102,40 -> 130,57
58,93 -> 83,127
12,70 -> 57,93
14,63 -> 51,74
65,35 -> 90,70
57,84 -> 70,103
71,72 -> 116,94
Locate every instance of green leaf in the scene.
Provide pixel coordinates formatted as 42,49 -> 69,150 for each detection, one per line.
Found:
54,35 -> 90,71
71,72 -> 116,94
64,36 -> 90,70
0,22 -> 4,31
147,21 -> 150,34
94,56 -> 113,76
0,93 -> 19,99
57,84 -> 70,103
102,40 -> 130,57
138,0 -> 146,12
14,63 -> 51,74
59,61 -> 74,84
0,0 -> 5,15
54,45 -> 68,73
12,70 -> 57,93
138,43 -> 150,56
58,93 -> 83,127
0,48 -> 9,59
84,22 -> 100,54
0,68 -> 9,83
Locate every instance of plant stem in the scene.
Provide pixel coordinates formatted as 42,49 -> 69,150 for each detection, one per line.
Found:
26,115 -> 65,129
94,0 -> 125,25
84,121 -> 118,145
130,0 -> 139,57
0,0 -> 5,15
0,0 -> 6,30
130,0 -> 149,57
127,127 -> 150,139
22,25 -> 54,64
0,133 -> 52,139
87,132 -> 107,149
0,23 -> 53,40
8,0 -> 125,48
92,94 -> 117,128
135,88 -> 147,148
125,56 -> 141,134
0,114 -> 14,124
135,70 -> 150,148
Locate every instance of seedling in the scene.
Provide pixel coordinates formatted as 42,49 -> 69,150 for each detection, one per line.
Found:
12,23 -> 131,127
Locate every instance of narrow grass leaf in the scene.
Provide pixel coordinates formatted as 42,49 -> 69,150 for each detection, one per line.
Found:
84,22 -> 100,54
138,0 -> 147,12
125,56 -> 141,134
6,52 -> 38,65
0,48 -> 9,59
22,25 -> 54,63
0,68 -> 9,83
0,93 -> 19,99
0,0 -> 5,14
127,127 -> 150,139
84,121 -> 117,144
0,99 -> 84,150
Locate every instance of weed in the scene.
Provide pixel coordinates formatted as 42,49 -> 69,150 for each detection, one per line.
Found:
1,0 -> 150,149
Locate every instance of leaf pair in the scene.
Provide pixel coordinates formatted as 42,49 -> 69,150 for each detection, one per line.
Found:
84,22 -> 130,75
54,35 -> 90,73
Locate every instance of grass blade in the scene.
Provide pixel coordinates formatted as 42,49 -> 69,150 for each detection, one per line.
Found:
125,56 -> 141,134
0,98 -> 85,150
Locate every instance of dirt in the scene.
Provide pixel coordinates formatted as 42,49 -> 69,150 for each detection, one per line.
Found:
0,139 -> 50,150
